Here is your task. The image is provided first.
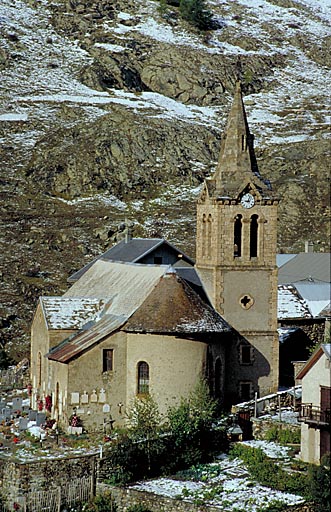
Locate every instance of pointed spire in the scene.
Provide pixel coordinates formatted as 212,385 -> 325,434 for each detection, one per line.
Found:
214,82 -> 265,195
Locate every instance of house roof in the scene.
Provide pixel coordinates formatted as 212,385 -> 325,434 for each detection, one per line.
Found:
277,253 -> 331,285
277,285 -> 312,319
124,272 -> 231,334
278,283 -> 331,319
296,343 -> 331,380
40,297 -> 107,330
67,238 -> 194,283
47,261 -> 231,363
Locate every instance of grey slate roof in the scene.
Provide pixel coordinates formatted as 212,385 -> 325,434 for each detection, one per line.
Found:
277,253 -> 331,285
68,238 -> 194,283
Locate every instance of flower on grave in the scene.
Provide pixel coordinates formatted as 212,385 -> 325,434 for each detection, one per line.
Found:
37,399 -> 43,411
13,502 -> 20,510
45,395 -> 52,412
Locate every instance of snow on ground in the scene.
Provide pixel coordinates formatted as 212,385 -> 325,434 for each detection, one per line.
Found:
240,440 -> 291,459
132,447 -> 305,511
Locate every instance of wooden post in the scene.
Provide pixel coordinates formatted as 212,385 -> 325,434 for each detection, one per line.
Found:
278,394 -> 281,421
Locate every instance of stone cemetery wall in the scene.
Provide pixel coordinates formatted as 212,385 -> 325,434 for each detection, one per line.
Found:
0,453 -> 98,505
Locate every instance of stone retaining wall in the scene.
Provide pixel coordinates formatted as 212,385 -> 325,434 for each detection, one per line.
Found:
252,417 -> 300,440
99,484 -> 315,512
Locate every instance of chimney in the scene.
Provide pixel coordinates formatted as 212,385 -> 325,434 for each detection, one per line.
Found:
305,241 -> 314,253
124,219 -> 133,243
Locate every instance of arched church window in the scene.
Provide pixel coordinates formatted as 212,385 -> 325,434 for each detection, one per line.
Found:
137,361 -> 149,395
234,215 -> 242,257
250,214 -> 258,258
37,351 -> 42,388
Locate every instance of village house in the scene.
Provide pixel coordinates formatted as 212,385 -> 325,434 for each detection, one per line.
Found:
30,82 -> 282,431
297,343 -> 331,464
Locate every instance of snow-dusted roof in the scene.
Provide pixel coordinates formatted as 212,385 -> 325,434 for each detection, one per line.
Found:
40,297 -> 108,330
277,285 -> 311,319
277,282 -> 331,319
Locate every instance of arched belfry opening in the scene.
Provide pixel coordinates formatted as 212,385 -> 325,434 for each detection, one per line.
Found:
234,214 -> 242,257
207,214 -> 212,257
250,214 -> 258,258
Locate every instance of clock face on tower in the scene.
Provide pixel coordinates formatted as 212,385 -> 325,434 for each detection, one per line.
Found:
240,193 -> 255,208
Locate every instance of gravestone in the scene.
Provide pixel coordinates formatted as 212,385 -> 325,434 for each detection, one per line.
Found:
18,417 -> 29,431
28,409 -> 37,421
3,408 -> 12,420
12,397 -> 23,410
36,412 -> 46,426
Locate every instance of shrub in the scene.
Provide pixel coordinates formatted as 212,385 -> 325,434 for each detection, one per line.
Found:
166,380 -> 221,468
127,506 -> 152,512
265,425 -> 301,445
229,444 -> 308,496
179,0 -> 213,30
307,453 -> 330,512
81,491 -> 118,511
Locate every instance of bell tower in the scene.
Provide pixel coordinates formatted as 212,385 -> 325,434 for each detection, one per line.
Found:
196,82 -> 279,398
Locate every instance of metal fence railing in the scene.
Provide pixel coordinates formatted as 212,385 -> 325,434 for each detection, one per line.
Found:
0,476 -> 94,512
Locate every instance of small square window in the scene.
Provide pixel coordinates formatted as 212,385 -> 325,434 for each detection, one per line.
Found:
103,349 -> 113,372
240,345 -> 253,365
239,381 -> 252,402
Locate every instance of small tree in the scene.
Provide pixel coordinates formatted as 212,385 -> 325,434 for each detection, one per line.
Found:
179,0 -> 213,30
126,394 -> 163,473
167,379 -> 218,467
126,394 -> 161,440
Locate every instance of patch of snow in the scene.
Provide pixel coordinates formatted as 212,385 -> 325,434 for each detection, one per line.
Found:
0,113 -> 28,121
132,451 -> 305,511
56,194 -> 128,210
240,440 -> 291,459
94,43 -> 127,53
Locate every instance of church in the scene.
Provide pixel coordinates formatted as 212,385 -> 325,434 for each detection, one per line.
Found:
30,83 -> 280,431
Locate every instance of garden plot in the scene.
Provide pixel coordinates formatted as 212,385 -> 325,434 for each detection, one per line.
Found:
131,442 -> 305,511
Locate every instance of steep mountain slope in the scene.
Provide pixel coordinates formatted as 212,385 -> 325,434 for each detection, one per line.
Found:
0,0 -> 330,360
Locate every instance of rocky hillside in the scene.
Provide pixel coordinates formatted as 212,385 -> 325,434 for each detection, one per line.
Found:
0,0 -> 330,361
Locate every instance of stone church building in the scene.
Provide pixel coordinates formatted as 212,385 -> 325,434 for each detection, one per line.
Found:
30,83 -> 280,431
